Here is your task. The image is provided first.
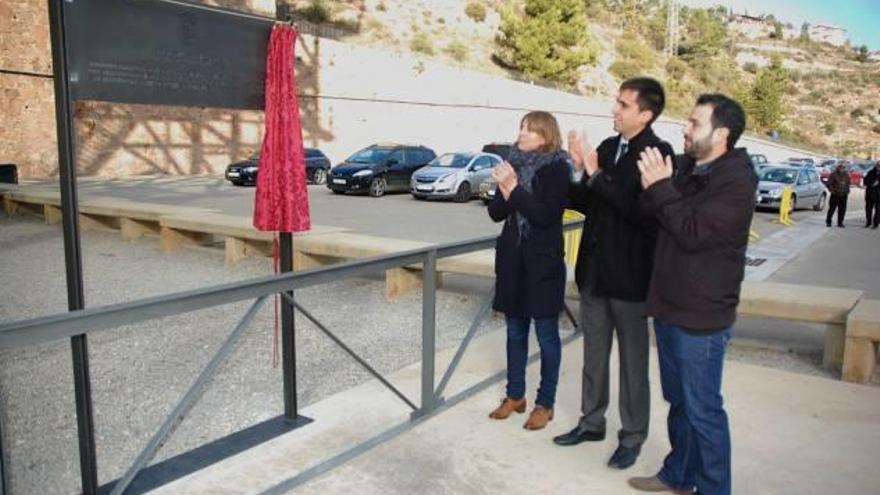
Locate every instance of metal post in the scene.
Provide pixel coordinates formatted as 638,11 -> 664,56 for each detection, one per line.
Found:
47,1 -> 98,493
0,414 -> 7,495
415,250 -> 438,418
278,233 -> 300,422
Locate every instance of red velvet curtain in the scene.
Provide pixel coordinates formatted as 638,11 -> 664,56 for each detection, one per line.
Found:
253,24 -> 310,233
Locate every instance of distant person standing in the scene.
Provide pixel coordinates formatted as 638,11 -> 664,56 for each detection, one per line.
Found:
826,162 -> 851,227
863,161 -> 880,229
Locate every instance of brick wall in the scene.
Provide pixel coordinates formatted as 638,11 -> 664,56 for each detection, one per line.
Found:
0,0 -> 275,179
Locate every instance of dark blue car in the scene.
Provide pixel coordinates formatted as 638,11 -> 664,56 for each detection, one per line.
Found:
225,148 -> 332,186
327,144 -> 437,197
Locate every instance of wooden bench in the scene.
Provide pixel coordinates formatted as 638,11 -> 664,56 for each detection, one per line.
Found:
843,300 -> 880,383
292,231 -> 581,301
158,212 -> 350,266
738,281 -> 864,370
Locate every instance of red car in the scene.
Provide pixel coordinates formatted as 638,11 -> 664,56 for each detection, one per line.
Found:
819,161 -> 863,188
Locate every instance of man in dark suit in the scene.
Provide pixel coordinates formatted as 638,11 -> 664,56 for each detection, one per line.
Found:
863,161 -> 880,229
553,78 -> 674,470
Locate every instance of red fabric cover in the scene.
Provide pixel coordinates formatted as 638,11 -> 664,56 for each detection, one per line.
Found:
253,24 -> 310,233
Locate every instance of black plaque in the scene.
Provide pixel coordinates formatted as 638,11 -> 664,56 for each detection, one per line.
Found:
65,0 -> 273,110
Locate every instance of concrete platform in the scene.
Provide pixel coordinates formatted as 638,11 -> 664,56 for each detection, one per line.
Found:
156,326 -> 880,495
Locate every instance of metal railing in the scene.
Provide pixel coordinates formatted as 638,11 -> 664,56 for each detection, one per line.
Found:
0,221 -> 584,494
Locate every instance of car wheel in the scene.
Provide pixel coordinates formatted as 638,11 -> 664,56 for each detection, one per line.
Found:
813,193 -> 826,211
312,168 -> 327,185
453,182 -> 471,203
369,177 -> 387,197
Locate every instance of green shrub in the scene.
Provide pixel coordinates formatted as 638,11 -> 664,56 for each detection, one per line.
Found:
465,2 -> 487,23
410,31 -> 435,55
743,62 -> 758,74
445,41 -> 468,62
851,107 -> 866,118
377,1 -> 387,12
666,57 -> 689,79
609,60 -> 643,81
301,0 -> 331,24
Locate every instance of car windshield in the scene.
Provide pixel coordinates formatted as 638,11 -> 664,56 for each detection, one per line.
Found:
760,168 -> 798,184
347,147 -> 392,164
430,153 -> 473,168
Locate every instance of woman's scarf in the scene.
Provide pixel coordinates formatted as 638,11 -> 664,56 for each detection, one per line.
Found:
506,146 -> 565,243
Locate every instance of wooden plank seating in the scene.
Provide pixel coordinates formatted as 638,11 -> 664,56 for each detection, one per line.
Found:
843,300 -> 880,383
738,281 -> 864,371
157,212 -> 349,266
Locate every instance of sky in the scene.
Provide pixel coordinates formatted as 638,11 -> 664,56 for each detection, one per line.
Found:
680,0 -> 880,50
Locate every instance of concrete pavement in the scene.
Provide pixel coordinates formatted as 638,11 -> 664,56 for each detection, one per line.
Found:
157,322 -> 880,495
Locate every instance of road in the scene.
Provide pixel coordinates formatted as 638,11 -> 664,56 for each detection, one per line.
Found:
20,174 -> 866,244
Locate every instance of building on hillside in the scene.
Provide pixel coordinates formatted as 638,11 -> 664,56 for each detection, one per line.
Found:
728,14 -> 773,39
808,24 -> 849,46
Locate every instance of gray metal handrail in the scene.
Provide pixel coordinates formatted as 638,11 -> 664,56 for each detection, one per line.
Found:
0,220 -> 585,494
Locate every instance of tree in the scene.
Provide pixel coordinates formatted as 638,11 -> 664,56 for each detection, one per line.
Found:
495,0 -> 598,88
681,7 -> 727,58
740,55 -> 788,131
799,22 -> 810,43
856,45 -> 869,63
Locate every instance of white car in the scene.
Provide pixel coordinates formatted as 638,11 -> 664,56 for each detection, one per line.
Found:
410,152 -> 502,202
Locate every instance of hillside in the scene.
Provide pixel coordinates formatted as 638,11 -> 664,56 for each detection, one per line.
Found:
288,0 -> 880,159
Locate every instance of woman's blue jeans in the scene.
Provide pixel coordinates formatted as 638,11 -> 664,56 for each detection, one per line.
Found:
654,319 -> 732,495
505,315 -> 561,409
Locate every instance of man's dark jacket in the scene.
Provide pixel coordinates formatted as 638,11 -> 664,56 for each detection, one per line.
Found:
568,127 -> 674,301
864,166 -> 880,202
642,148 -> 757,332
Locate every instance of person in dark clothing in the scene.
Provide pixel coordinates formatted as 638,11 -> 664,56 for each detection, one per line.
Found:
628,94 -> 756,495
552,78 -> 674,471
863,161 -> 880,229
487,111 -> 570,431
826,162 -> 851,227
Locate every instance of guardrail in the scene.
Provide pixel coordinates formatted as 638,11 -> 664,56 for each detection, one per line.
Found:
0,222 -> 583,494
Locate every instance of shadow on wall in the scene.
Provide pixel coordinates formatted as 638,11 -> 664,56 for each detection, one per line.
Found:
66,5 -> 338,178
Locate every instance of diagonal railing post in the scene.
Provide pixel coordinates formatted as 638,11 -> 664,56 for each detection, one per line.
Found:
414,249 -> 438,419
108,296 -> 268,495
434,288 -> 494,401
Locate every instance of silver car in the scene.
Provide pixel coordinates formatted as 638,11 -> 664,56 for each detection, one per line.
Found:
756,165 -> 827,212
410,152 -> 501,202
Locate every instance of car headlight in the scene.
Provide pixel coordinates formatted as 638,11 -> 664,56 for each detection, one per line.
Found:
436,174 -> 455,185
353,169 -> 373,177
769,188 -> 782,198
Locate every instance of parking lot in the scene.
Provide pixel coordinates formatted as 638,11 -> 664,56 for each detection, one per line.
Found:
20,174 -> 867,245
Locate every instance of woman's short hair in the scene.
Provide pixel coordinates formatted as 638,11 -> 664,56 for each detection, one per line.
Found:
521,111 -> 562,152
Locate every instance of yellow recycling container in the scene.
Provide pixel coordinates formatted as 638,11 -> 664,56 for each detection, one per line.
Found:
563,209 -> 586,266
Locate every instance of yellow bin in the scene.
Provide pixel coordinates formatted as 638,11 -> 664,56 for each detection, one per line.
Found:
563,209 -> 585,266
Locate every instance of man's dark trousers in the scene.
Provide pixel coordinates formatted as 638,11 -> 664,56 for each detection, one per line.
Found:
578,281 -> 650,448
826,194 -> 847,226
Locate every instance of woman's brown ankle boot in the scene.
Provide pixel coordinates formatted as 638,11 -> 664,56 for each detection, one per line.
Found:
523,405 -> 554,430
489,397 -> 526,419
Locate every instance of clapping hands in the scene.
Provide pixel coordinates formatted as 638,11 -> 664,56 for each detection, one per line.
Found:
567,129 -> 599,176
492,162 -> 518,200
637,147 -> 673,190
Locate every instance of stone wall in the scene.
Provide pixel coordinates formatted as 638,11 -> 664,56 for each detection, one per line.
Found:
0,0 -> 275,179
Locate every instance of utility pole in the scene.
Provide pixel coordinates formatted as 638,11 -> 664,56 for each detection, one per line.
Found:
665,0 -> 680,58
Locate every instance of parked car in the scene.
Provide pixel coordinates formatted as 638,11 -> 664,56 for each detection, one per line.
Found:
785,157 -> 816,167
756,165 -> 827,212
481,142 -> 514,161
479,177 -> 497,205
410,152 -> 501,202
819,160 -> 864,187
327,143 -> 437,197
224,148 -> 332,186
750,154 -> 768,167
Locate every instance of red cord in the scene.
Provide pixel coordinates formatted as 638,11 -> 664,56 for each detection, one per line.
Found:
272,235 -> 279,368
